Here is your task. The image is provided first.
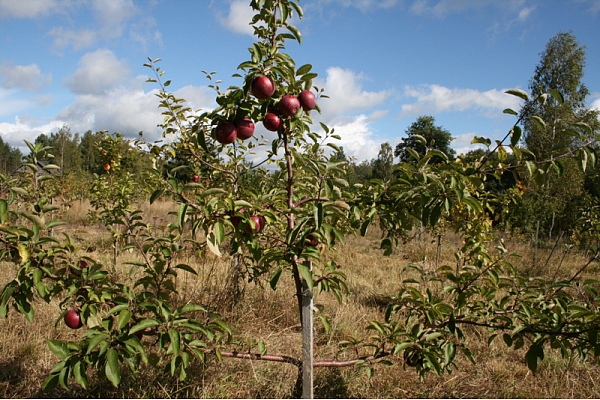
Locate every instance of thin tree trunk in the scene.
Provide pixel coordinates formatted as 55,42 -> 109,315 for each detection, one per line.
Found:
435,234 -> 442,270
533,220 -> 540,269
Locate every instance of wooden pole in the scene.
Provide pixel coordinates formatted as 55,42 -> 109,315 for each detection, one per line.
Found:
301,261 -> 313,399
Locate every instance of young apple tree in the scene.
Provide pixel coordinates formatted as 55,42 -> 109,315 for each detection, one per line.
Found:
2,0 -> 600,397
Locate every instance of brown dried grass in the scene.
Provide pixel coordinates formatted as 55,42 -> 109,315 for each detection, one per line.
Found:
2,208 -> 600,398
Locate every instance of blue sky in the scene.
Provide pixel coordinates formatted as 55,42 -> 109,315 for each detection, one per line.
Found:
1,0 -> 600,163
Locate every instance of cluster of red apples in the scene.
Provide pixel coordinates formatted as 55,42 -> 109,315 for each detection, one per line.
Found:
213,76 -> 317,145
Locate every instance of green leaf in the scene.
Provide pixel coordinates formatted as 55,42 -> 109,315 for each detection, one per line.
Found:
547,89 -> 564,104
423,352 -> 442,375
73,361 -> 88,389
177,203 -> 188,229
287,24 -> 302,44
150,189 -> 164,204
175,304 -> 206,315
393,342 -> 412,355
129,319 -> 160,334
471,136 -> 491,147
168,329 -> 181,356
318,314 -> 331,334
214,221 -> 224,244
33,268 -> 48,299
525,343 -> 543,373
529,115 -> 546,130
106,303 -> 129,316
206,231 -> 222,257
258,340 -> 266,356
173,263 -> 197,275
505,88 -> 529,101
22,213 -> 45,230
42,374 -> 59,392
86,332 -> 109,354
296,64 -> 312,76
270,268 -> 282,290
197,129 -> 208,153
0,199 -> 7,223
444,342 -> 456,365
123,337 -> 148,364
510,125 -> 522,147
48,340 -> 70,359
298,263 -> 313,291
17,244 -> 30,263
105,348 -> 121,387
58,363 -> 69,389
118,310 -> 132,331
426,332 -> 443,342
503,108 -> 518,116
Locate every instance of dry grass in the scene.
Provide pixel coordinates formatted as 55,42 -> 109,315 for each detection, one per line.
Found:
2,205 -> 600,398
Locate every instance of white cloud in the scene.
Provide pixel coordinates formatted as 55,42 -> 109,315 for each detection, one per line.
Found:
64,49 -> 131,95
0,0 -> 69,18
57,77 -> 215,143
91,0 -> 137,39
218,0 -> 255,35
0,62 -> 52,92
517,6 -> 535,20
410,0 -> 526,17
317,67 -> 390,119
0,77 -> 215,151
0,116 -> 65,150
325,0 -> 399,11
0,89 -> 35,118
48,27 -> 97,51
129,16 -> 163,50
325,114 -> 381,162
400,84 -> 522,118
575,0 -> 600,13
48,0 -> 139,51
591,94 -> 600,111
306,67 -> 391,162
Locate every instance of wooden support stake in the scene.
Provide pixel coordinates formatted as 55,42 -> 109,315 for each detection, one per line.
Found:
301,261 -> 314,399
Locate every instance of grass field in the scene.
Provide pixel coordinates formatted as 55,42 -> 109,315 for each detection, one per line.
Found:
2,201 -> 600,398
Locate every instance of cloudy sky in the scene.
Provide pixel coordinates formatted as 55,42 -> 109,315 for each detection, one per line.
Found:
1,0 -> 600,162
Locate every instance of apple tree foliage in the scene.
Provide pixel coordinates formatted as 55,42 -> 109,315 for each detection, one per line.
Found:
2,0 -> 600,393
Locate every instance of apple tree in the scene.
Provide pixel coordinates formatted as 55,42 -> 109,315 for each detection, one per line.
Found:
2,0 -> 600,397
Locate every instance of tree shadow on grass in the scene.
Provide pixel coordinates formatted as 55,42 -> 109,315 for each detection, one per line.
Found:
313,367 -> 351,399
0,358 -> 26,397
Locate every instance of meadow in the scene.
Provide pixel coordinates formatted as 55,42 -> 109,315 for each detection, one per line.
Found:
2,200 -> 600,399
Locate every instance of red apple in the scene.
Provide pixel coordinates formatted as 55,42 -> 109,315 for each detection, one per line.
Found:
214,121 -> 237,144
252,76 -> 276,100
70,260 -> 86,277
298,90 -> 317,111
64,309 -> 83,329
279,95 -> 301,117
306,234 -> 318,247
103,163 -> 110,171
236,118 -> 255,140
192,174 -> 199,183
263,113 -> 282,132
245,215 -> 264,234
